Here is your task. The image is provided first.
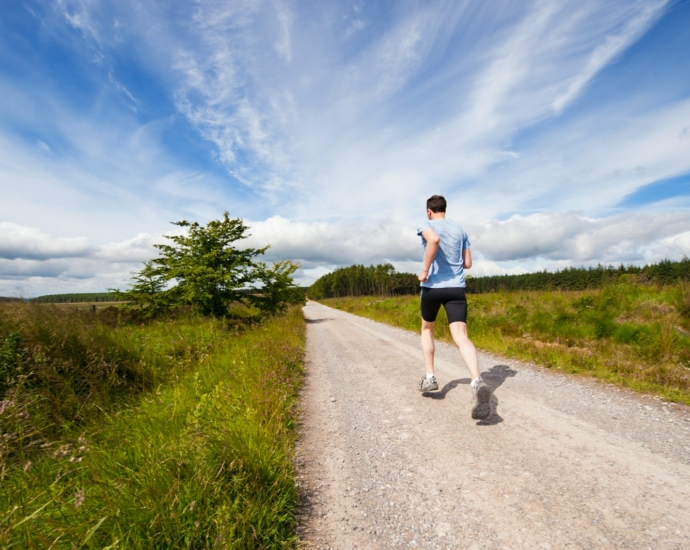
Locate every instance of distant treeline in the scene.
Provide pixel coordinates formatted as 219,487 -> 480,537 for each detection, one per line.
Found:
0,297 -> 23,303
466,258 -> 690,293
31,293 -> 129,304
308,264 -> 419,299
308,258 -> 690,299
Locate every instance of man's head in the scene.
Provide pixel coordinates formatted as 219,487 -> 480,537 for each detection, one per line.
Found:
426,195 -> 446,218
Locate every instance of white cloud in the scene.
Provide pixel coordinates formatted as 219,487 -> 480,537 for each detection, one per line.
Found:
169,0 -> 299,193
0,90 -> 238,243
2,208 -> 688,294
290,0 -> 674,220
0,223 -> 94,260
470,211 -> 690,263
244,215 -> 420,265
95,232 -> 166,263
467,260 -> 530,278
551,0 -> 668,114
247,211 -> 690,278
23,0 -> 679,224
0,223 -> 164,293
274,0 -> 294,62
0,259 -> 69,278
58,0 -> 102,47
658,231 -> 690,259
36,140 -> 52,153
462,96 -> 690,217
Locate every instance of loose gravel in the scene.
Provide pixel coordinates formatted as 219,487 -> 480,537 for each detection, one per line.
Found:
296,301 -> 690,549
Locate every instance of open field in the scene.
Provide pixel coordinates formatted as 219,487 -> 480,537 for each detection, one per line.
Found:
0,302 -> 305,548
45,301 -> 130,310
320,281 -> 690,404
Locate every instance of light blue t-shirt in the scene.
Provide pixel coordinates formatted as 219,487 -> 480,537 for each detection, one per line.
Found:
417,218 -> 470,288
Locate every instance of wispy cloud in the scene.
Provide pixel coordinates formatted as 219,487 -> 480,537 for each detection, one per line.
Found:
274,0 -> 294,63
36,0 -> 678,218
57,0 -> 102,47
170,0 -> 298,194
465,96 -> 690,219
552,0 -> 668,114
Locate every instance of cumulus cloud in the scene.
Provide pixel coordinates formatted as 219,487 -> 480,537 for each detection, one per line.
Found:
244,216 -> 419,265
244,211 -> 690,276
95,232 -> 166,263
658,231 -> 690,259
0,222 -> 94,260
2,209 -> 689,295
471,211 -> 690,264
0,259 -> 68,278
0,223 -> 163,293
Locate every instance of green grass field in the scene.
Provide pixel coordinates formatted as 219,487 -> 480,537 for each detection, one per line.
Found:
0,303 -> 305,548
320,281 -> 690,404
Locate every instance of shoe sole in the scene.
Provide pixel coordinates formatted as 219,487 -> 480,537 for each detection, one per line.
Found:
471,385 -> 492,419
418,383 -> 439,392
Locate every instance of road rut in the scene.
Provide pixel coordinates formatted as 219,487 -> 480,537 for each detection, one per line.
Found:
296,301 -> 690,549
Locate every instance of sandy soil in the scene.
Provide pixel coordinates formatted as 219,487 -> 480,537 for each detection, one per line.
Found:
295,301 -> 690,549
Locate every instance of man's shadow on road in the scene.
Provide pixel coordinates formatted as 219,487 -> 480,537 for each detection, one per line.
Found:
421,364 -> 518,426
305,318 -> 332,324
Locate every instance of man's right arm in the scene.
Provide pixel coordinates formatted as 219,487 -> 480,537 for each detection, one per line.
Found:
463,247 -> 472,269
419,228 -> 440,282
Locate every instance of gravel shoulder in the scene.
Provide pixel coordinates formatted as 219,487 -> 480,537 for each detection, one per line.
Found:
296,301 -> 690,549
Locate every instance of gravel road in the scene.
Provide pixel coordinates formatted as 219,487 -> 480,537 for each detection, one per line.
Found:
295,301 -> 690,549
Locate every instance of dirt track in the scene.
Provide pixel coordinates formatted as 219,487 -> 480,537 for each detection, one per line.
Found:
296,301 -> 690,549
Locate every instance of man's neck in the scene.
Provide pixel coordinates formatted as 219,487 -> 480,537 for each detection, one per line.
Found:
429,212 -> 446,220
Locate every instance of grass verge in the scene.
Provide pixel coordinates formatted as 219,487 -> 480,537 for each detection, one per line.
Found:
319,282 -> 690,404
0,305 -> 305,548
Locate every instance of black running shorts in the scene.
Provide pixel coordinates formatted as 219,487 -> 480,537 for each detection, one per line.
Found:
420,287 -> 468,324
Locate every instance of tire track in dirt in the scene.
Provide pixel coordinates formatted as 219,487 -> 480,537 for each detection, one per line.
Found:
296,301 -> 690,549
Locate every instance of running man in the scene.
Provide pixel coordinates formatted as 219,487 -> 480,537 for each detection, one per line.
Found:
417,195 -> 491,420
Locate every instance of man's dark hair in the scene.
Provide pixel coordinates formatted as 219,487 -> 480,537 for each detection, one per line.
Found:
426,195 -> 446,213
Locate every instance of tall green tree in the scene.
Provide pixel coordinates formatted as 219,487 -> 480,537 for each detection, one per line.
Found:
152,214 -> 267,316
119,213 -> 281,317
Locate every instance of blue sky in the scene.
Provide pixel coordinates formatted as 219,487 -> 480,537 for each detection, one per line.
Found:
1,0 -> 690,295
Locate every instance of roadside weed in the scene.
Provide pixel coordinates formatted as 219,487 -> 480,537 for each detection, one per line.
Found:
0,305 -> 305,548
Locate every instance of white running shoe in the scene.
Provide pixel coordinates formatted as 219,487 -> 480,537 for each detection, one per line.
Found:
418,375 -> 439,392
471,380 -> 491,419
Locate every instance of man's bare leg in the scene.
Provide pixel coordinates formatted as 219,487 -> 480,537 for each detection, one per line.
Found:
450,321 -> 491,418
421,320 -> 436,375
448,321 -> 481,380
